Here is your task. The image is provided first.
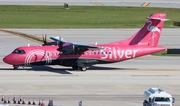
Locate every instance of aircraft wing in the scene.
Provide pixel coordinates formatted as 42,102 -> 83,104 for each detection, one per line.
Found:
57,41 -> 102,54
0,29 -> 51,45
75,44 -> 102,51
51,36 -> 103,54
0,30 -> 102,54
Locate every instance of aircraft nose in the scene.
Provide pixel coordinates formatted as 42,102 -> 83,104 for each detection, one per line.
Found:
3,55 -> 13,65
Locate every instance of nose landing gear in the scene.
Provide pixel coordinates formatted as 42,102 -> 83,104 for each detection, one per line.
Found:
13,65 -> 19,70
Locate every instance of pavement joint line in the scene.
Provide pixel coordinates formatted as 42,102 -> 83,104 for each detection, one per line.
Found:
91,2 -> 103,6
141,2 -> 150,7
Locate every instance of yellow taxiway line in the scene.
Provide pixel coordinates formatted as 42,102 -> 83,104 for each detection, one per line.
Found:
0,29 -> 51,44
141,2 -> 150,7
91,2 -> 103,6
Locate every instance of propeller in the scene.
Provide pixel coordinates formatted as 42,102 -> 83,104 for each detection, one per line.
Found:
42,34 -> 47,46
57,37 -> 64,51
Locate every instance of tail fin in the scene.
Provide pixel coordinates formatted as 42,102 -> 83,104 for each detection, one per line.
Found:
113,13 -> 168,46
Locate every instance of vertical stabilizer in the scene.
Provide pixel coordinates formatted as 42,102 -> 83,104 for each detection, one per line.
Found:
129,13 -> 167,46
110,13 -> 168,46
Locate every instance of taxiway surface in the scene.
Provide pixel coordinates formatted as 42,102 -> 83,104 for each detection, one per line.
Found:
0,29 -> 180,106
0,0 -> 180,8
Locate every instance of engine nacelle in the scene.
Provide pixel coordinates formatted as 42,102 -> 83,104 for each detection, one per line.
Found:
61,44 -> 75,54
57,43 -> 89,54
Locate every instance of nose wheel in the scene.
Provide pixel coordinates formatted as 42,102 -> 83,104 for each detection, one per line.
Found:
13,65 -> 19,70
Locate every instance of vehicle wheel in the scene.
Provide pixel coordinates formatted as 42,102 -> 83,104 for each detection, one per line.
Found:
72,65 -> 79,70
80,67 -> 86,71
143,100 -> 146,106
143,103 -> 146,106
13,65 -> 19,70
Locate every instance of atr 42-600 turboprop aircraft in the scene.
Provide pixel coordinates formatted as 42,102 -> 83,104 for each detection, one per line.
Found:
3,13 -> 168,71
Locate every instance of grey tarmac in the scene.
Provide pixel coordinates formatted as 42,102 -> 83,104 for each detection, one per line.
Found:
0,28 -> 180,106
0,0 -> 180,8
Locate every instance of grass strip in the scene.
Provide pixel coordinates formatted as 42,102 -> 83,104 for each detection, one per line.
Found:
152,51 -> 180,56
0,5 -> 179,28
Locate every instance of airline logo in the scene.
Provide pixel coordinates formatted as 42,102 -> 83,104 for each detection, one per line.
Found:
101,47 -> 138,61
147,20 -> 161,46
25,49 -> 52,65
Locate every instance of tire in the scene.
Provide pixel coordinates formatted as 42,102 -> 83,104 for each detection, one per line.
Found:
13,65 -> 19,70
80,67 -> 87,71
143,103 -> 146,106
143,100 -> 147,106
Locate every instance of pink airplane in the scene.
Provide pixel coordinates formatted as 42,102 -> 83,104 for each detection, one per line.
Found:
3,13 -> 168,71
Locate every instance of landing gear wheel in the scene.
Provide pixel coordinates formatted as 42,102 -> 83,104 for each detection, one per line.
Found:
72,65 -> 79,70
13,65 -> 19,70
80,67 -> 87,71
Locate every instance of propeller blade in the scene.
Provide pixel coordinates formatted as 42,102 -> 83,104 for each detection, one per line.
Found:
57,36 -> 64,51
42,34 -> 47,45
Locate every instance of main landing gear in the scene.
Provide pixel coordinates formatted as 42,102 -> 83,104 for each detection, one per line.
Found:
13,65 -> 19,70
72,65 -> 87,71
80,67 -> 87,71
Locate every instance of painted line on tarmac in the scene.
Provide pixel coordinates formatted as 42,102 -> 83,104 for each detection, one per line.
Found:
91,2 -> 103,6
40,75 -> 78,77
131,75 -> 169,77
141,2 -> 150,7
134,55 -> 161,60
0,29 -> 50,44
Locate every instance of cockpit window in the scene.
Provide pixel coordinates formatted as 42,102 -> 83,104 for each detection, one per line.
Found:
12,49 -> 26,54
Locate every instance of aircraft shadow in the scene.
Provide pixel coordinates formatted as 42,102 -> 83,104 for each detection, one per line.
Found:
0,65 -> 138,74
30,66 -> 72,74
87,66 -> 138,71
0,66 -> 72,74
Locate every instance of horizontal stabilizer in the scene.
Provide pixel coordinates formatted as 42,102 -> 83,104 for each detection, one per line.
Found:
148,18 -> 170,21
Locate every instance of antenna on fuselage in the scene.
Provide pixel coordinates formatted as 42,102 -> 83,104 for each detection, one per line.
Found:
95,42 -> 98,45
27,44 -> 30,47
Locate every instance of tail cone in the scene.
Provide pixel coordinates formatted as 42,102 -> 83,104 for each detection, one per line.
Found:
14,100 -> 16,104
13,94 -> 16,101
20,95 -> 22,102
18,99 -> 21,104
1,95 -> 4,101
8,97 -> 11,104
41,99 -> 45,106
33,98 -> 36,105
38,99 -> 41,105
28,98 -> 31,105
22,98 -> 26,104
3,97 -> 6,104
48,99 -> 50,106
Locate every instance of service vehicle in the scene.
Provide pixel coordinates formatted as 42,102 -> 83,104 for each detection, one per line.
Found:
143,87 -> 175,106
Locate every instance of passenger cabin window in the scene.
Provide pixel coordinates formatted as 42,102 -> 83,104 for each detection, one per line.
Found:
12,49 -> 25,54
